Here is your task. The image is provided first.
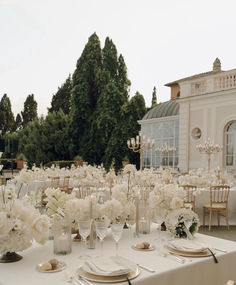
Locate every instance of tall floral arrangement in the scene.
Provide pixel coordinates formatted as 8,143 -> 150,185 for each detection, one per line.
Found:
0,185 -> 50,255
148,184 -> 186,221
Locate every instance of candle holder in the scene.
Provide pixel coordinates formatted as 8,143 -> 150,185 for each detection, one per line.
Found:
196,138 -> 222,172
127,131 -> 155,170
155,143 -> 176,168
138,196 -> 151,234
53,216 -> 72,255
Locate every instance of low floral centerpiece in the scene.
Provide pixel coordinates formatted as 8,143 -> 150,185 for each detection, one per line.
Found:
165,208 -> 200,238
0,184 -> 50,262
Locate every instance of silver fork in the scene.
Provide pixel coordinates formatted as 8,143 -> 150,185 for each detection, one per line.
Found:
157,249 -> 185,264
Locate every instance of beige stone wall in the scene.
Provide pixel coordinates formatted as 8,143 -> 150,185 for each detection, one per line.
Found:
170,84 -> 180,100
178,87 -> 236,171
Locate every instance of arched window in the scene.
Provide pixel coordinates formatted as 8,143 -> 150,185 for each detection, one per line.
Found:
225,121 -> 236,167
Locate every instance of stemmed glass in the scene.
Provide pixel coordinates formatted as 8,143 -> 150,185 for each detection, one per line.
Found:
78,219 -> 92,259
95,219 -> 110,256
111,222 -> 124,257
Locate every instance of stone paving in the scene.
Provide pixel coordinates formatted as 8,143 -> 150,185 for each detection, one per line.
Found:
199,226 -> 236,242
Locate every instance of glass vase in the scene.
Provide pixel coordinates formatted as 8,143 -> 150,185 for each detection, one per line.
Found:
138,199 -> 151,234
53,216 -> 72,255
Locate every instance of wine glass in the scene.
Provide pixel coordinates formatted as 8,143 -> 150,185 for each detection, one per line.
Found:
78,219 -> 92,259
111,222 -> 124,257
95,220 -> 110,256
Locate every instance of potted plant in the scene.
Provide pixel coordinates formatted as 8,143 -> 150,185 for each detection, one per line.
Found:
74,155 -> 83,167
16,153 -> 26,169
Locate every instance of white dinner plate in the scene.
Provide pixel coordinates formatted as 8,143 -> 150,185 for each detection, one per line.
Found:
82,256 -> 136,277
76,266 -> 141,283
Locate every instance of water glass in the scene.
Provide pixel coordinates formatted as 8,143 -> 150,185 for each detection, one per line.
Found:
95,220 -> 110,256
111,222 -> 124,256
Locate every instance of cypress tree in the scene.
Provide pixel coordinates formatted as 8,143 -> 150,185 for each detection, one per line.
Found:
0,94 -> 15,135
70,33 -> 102,157
124,91 -> 147,168
151,86 -> 157,107
49,75 -> 72,114
21,94 -> 38,127
14,113 -> 22,130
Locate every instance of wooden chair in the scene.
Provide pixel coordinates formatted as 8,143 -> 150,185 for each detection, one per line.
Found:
203,185 -> 230,230
50,176 -> 60,188
181,185 -> 197,211
60,176 -> 73,194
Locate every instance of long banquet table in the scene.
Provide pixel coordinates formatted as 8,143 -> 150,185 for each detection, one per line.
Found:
1,226 -> 236,285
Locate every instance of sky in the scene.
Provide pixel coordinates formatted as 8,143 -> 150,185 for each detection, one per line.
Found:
1,0 -> 236,116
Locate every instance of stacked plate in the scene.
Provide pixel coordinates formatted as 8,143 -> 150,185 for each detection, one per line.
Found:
75,256 -> 140,283
166,239 -> 212,257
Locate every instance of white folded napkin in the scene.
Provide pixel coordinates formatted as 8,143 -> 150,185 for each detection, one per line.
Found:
84,257 -> 132,276
168,239 -> 208,252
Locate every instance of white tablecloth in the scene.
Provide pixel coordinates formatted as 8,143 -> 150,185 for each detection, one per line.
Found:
1,227 -> 236,285
195,187 -> 236,225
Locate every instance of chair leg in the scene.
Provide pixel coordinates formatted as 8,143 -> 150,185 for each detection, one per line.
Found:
225,210 -> 229,230
209,209 -> 212,231
203,208 -> 205,226
218,212 -> 220,226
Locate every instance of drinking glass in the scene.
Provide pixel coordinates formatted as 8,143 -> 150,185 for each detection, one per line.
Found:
111,222 -> 124,256
95,220 -> 110,256
78,219 -> 92,259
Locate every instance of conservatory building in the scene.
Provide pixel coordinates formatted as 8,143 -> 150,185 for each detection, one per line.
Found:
139,58 -> 236,172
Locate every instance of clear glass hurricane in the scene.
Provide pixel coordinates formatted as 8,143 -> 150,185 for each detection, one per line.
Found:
95,220 -> 110,256
78,219 -> 92,260
111,222 -> 124,257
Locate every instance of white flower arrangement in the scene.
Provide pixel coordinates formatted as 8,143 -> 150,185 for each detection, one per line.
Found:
123,164 -> 136,175
44,187 -> 75,217
0,185 -> 50,255
148,184 -> 186,220
64,196 -> 91,221
165,208 -> 200,238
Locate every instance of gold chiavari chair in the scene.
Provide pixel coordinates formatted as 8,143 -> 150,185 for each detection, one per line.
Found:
50,176 -> 60,189
203,185 -> 230,230
76,185 -> 92,199
60,176 -> 73,194
181,185 -> 197,211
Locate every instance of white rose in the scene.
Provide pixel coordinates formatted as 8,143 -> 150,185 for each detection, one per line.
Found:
32,215 -> 50,244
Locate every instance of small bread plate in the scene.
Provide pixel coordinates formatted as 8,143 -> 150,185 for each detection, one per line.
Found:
36,261 -> 66,273
76,266 -> 141,283
131,244 -> 155,251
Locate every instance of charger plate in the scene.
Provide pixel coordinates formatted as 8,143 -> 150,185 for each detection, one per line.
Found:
131,244 -> 155,251
166,245 -> 212,257
76,266 -> 141,283
36,261 -> 66,273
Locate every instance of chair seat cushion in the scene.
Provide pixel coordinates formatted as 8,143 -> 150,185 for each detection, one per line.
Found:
204,203 -> 226,209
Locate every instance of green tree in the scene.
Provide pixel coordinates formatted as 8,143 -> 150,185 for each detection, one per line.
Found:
70,33 -> 102,157
124,91 -> 147,169
14,113 -> 22,130
0,94 -> 15,135
17,110 -> 70,166
151,86 -> 157,107
48,75 -> 72,114
21,94 -> 38,127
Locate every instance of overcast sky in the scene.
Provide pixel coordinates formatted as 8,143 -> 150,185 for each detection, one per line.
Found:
1,0 -> 236,116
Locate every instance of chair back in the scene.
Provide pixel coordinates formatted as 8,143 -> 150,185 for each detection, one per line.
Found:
76,186 -> 92,199
62,176 -> 70,188
50,176 -> 60,188
181,185 -> 197,211
210,185 -> 230,205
